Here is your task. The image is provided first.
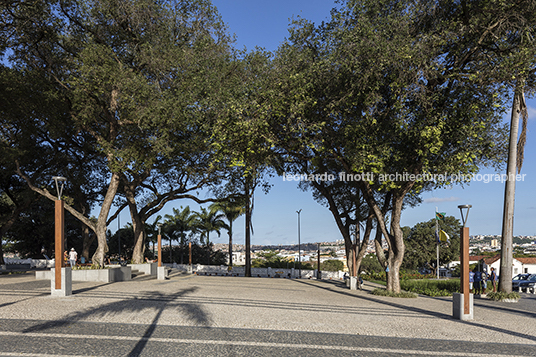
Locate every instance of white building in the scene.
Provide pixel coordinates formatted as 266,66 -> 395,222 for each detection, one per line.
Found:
448,255 -> 536,276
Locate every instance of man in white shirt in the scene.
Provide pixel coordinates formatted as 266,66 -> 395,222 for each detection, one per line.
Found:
69,248 -> 78,267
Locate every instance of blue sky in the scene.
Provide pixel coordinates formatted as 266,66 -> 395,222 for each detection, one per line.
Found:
136,0 -> 536,246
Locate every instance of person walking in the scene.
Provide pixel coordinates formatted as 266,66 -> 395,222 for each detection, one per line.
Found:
68,248 -> 78,267
469,270 -> 475,292
490,267 -> 498,292
474,268 -> 482,295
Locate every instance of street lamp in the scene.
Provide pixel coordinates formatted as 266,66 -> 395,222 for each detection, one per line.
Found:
297,209 -> 302,278
157,223 -> 162,267
454,204 -> 472,320
52,176 -> 71,296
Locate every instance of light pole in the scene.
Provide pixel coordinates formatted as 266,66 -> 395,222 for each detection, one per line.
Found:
118,214 -> 121,261
297,209 -> 302,278
453,204 -> 472,320
317,243 -> 321,280
52,176 -> 71,296
157,223 -> 162,267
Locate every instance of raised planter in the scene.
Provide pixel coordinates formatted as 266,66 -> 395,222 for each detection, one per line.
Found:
35,266 -> 131,282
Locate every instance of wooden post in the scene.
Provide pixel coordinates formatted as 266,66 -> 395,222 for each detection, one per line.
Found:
460,226 -> 470,314
55,200 -> 64,290
189,241 -> 192,266
157,233 -> 162,267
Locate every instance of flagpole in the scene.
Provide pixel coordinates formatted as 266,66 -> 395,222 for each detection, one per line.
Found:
436,207 -> 439,279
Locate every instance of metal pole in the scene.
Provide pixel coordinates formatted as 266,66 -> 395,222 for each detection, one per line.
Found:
297,209 -> 302,278
317,243 -> 321,280
436,208 -> 439,279
118,214 -> 121,260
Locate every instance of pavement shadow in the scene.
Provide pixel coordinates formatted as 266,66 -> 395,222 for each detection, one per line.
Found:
22,286 -> 208,357
292,279 -> 536,343
472,299 -> 536,319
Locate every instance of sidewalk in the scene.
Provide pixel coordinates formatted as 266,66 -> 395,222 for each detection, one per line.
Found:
0,273 -> 534,356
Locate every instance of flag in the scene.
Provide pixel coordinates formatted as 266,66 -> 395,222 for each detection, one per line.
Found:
439,230 -> 450,243
435,212 -> 446,221
435,230 -> 440,244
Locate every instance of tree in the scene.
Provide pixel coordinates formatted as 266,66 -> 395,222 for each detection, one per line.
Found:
402,216 -> 461,272
417,0 -> 536,294
164,207 -> 197,265
210,49 -> 276,276
209,199 -> 245,267
193,207 -> 227,265
271,0 -> 509,292
3,195 -> 86,259
321,260 -> 344,272
2,0 -> 234,266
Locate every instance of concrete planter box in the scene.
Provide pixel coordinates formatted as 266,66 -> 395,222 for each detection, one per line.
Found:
128,263 -> 157,276
36,266 -> 131,283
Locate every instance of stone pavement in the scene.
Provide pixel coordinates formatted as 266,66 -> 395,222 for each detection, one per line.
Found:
0,272 -> 535,356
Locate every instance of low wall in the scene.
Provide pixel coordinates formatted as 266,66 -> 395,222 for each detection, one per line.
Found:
171,263 -> 345,280
35,266 -> 131,282
3,258 -> 53,269
128,263 -> 157,276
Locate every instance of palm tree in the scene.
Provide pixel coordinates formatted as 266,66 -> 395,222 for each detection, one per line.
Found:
499,82 -> 529,293
194,207 -> 227,265
164,207 -> 196,264
209,199 -> 246,267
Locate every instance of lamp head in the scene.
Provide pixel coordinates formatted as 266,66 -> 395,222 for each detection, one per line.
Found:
52,176 -> 67,200
458,204 -> 472,227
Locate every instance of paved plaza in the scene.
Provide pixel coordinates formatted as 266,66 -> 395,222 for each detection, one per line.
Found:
0,272 -> 535,356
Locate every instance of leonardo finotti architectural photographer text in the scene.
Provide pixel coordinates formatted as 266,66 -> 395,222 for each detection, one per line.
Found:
282,172 -> 527,184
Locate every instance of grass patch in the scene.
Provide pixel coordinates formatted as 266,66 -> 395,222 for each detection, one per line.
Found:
487,291 -> 520,301
371,288 -> 417,298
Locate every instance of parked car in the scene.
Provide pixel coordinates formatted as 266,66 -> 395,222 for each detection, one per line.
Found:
512,273 -> 536,293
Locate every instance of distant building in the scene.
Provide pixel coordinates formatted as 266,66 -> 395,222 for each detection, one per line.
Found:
448,255 -> 536,276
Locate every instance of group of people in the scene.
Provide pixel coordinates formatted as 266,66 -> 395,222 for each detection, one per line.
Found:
469,267 -> 498,294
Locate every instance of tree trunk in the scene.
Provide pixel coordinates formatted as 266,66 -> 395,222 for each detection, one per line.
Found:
125,184 -> 146,264
180,232 -> 184,265
499,85 -> 523,293
245,176 -> 252,277
228,220 -> 233,267
385,195 -> 406,293
355,214 -> 373,288
81,224 -> 94,261
345,240 -> 357,277
92,173 -> 120,267
129,210 -> 146,264
360,181 -> 406,293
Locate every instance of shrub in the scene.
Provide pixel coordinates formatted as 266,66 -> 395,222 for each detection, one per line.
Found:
400,279 -> 460,296
487,291 -> 520,301
72,264 -> 109,270
371,288 -> 417,298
